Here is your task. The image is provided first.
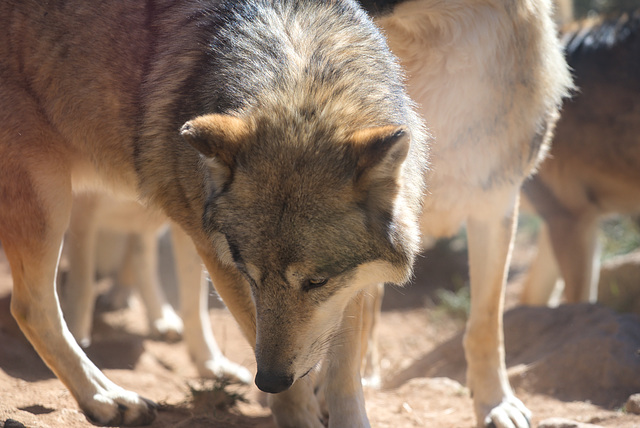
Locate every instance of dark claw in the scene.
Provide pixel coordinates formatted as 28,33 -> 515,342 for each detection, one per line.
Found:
131,398 -> 158,426
85,410 -> 123,426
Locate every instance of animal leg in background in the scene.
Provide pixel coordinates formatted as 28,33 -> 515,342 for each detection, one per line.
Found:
171,225 -> 252,384
61,194 -> 101,347
360,282 -> 384,389
63,193 -> 183,343
544,212 -> 601,303
122,231 -> 184,340
520,223 -> 563,306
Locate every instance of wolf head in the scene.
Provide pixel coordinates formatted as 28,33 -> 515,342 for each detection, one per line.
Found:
175,0 -> 429,394
181,111 -> 422,392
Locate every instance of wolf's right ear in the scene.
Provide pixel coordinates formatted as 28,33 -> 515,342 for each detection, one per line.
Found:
180,114 -> 249,167
349,124 -> 410,185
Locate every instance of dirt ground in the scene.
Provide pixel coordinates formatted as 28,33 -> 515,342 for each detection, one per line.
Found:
1,227 -> 640,428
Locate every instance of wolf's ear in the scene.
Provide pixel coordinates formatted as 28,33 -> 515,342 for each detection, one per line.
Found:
180,114 -> 249,166
349,125 -> 410,184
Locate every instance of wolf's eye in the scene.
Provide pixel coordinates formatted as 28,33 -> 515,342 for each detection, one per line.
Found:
304,277 -> 328,291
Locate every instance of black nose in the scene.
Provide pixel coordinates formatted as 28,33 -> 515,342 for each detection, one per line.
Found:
255,370 -> 294,394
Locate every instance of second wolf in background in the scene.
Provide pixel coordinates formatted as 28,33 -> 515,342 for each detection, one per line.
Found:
359,0 -> 572,427
522,10 -> 640,305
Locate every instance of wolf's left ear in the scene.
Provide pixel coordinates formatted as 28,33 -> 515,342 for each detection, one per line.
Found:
180,114 -> 249,167
349,125 -> 410,184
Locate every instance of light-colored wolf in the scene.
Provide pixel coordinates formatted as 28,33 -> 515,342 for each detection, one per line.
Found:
62,192 -> 252,384
0,0 -> 428,426
358,0 -> 572,426
521,10 -> 640,306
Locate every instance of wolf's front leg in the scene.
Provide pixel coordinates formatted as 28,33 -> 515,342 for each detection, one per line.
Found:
171,225 -> 252,384
323,294 -> 370,428
1,155 -> 156,425
465,191 -> 531,428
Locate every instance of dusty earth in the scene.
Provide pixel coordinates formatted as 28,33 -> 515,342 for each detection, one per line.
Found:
1,226 -> 640,428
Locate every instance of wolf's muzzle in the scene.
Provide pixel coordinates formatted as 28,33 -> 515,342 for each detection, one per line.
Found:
255,370 -> 294,394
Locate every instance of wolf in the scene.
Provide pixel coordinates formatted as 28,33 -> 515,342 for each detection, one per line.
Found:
62,192 -> 252,384
0,0 -> 428,426
357,0 -> 572,426
521,10 -> 640,306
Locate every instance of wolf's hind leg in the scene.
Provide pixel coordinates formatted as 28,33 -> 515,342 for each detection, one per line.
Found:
464,190 -> 531,428
520,223 -> 563,306
0,144 -> 156,425
547,213 -> 600,303
61,193 -> 101,347
126,231 -> 183,341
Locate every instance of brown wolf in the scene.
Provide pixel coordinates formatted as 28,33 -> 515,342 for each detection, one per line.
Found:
62,192 -> 251,384
0,0 -> 428,426
359,0 -> 572,426
521,10 -> 640,305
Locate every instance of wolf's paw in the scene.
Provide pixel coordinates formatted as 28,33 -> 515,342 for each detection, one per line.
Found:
149,305 -> 183,342
198,356 -> 252,385
481,395 -> 531,428
81,389 -> 157,426
96,286 -> 133,312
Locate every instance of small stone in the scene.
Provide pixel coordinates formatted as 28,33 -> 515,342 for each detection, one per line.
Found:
625,393 -> 640,415
3,420 -> 27,428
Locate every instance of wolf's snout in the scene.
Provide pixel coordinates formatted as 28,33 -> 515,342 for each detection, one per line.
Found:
255,370 -> 294,394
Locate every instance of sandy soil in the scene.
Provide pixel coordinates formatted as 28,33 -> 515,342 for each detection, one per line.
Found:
1,231 -> 639,428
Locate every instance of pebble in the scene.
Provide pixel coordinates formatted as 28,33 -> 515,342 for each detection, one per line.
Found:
3,420 -> 27,428
625,393 -> 640,415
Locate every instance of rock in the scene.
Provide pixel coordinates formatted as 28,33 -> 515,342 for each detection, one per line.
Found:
504,304 -> 640,408
625,393 -> 640,415
387,304 -> 640,410
598,250 -> 640,314
3,420 -> 27,428
537,417 -> 603,428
